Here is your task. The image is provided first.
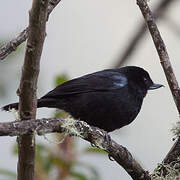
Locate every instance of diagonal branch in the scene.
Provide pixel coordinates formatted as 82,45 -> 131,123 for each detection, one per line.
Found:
0,0 -> 62,61
136,0 -> 180,121
137,0 -> 180,176
114,0 -> 176,68
0,117 -> 151,180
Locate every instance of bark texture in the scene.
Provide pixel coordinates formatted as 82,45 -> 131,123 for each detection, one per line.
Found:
17,0 -> 49,180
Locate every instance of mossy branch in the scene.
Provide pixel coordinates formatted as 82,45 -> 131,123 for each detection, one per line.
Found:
0,117 -> 151,180
137,0 -> 180,178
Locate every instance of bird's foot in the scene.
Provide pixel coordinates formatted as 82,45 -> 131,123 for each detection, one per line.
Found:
102,131 -> 114,161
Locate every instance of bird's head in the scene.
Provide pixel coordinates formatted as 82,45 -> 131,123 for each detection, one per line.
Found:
120,66 -> 163,96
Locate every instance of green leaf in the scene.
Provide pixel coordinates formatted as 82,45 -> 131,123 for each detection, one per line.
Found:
54,110 -> 68,118
55,74 -> 68,86
84,147 -> 107,155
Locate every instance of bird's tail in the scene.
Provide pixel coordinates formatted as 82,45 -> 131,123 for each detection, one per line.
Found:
2,98 -> 57,112
2,102 -> 19,111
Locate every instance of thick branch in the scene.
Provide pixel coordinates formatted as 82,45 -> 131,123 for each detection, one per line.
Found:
17,0 -> 49,180
0,118 -> 151,180
0,0 -> 61,61
137,0 -> 180,175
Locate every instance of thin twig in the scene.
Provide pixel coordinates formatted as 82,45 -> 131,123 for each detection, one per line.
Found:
137,0 -> 180,176
0,0 -> 61,61
0,117 -> 151,180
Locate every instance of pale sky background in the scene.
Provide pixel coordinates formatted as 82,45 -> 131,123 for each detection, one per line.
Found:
0,0 -> 180,179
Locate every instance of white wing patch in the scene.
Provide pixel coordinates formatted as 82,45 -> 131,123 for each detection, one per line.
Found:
112,74 -> 128,88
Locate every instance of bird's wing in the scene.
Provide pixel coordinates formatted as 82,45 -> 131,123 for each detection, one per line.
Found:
41,70 -> 128,99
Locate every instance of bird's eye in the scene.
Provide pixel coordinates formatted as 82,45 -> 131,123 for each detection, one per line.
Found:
143,77 -> 148,83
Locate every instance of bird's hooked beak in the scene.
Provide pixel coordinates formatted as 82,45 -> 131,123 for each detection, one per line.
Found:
148,83 -> 164,90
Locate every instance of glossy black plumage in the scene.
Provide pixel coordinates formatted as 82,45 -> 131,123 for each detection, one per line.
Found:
2,66 -> 163,132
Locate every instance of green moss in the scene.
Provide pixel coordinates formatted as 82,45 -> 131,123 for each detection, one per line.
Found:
61,116 -> 86,138
151,161 -> 180,180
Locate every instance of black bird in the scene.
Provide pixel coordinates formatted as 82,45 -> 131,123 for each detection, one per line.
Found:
2,66 -> 163,132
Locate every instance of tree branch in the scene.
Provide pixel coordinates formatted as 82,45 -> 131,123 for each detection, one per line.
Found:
0,117 -> 151,180
136,0 -> 180,121
137,0 -> 180,176
114,0 -> 176,68
17,0 -> 49,180
0,0 -> 61,61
